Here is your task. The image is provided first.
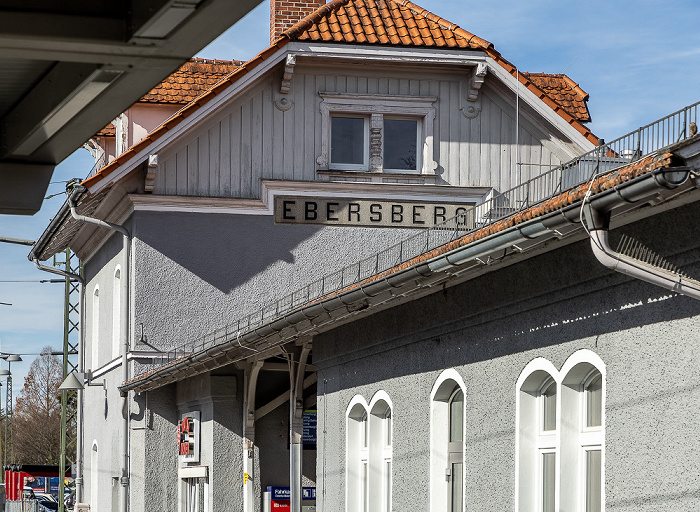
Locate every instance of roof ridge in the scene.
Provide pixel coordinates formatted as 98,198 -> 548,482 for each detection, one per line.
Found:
188,57 -> 241,65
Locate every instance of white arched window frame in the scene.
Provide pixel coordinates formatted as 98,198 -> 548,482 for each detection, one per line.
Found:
515,358 -> 560,512
430,369 -> 466,512
90,440 -> 99,510
369,391 -> 393,512
91,286 -> 100,370
516,352 -> 605,512
112,266 -> 121,360
560,350 -> 605,512
346,396 -> 370,512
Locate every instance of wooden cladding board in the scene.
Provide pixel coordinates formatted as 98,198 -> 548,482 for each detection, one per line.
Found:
155,69 -> 566,199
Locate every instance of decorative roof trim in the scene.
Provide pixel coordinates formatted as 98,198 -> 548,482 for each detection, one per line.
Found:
81,0 -> 599,189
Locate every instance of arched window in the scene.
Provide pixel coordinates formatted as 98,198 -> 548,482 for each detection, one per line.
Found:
369,393 -> 393,512
90,441 -> 98,510
430,369 -> 466,512
516,359 -> 559,512
517,352 -> 605,512
92,286 -> 100,369
112,266 -> 121,360
346,393 -> 393,512
347,397 -> 369,512
560,352 -> 605,512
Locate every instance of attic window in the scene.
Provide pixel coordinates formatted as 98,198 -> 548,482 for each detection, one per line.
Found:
318,93 -> 437,174
331,116 -> 368,169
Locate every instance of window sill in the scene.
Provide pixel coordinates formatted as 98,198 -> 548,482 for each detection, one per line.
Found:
317,169 -> 441,185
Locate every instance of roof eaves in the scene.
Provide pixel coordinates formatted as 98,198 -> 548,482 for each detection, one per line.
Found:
82,35 -> 292,190
121,148 -> 686,392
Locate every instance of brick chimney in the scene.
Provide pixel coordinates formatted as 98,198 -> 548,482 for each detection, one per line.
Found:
270,0 -> 324,43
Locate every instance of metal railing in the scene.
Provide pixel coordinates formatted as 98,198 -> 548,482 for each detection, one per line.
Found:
134,100 -> 699,376
84,153 -> 106,181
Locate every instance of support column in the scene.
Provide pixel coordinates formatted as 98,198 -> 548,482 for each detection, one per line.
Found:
243,361 -> 263,512
289,342 -> 311,512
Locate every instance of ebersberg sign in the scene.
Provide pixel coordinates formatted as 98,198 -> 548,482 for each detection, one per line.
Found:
274,196 -> 474,228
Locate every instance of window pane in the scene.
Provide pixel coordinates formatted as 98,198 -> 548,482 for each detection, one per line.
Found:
449,390 -> 464,443
542,381 -> 556,431
384,119 -> 418,170
361,412 -> 368,449
586,374 -> 603,428
542,453 -> 555,512
450,462 -> 463,512
331,117 -> 365,165
386,408 -> 392,447
385,460 -> 392,512
361,461 -> 368,512
586,450 -> 602,512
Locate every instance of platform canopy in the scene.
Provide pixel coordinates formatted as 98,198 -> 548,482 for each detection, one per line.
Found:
0,0 -> 260,214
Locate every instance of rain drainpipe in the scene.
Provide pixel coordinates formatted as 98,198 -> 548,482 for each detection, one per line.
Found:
67,187 -> 132,512
583,167 -> 700,301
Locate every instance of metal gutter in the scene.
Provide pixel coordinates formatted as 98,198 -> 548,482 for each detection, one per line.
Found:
28,186 -> 85,263
120,163 -> 696,394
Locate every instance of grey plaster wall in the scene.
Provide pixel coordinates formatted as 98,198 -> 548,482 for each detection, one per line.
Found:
176,373 -> 243,512
313,202 -> 700,512
83,224 -> 128,371
131,210 -> 416,353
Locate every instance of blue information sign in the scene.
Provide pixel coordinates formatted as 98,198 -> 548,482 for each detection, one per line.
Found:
267,486 -> 316,500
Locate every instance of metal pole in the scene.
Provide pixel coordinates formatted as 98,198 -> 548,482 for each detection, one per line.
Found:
6,371 -> 12,464
58,249 -> 81,512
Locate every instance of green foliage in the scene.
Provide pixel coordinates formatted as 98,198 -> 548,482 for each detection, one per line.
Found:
13,346 -> 64,464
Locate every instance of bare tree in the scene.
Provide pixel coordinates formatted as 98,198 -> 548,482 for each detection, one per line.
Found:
13,346 -> 62,464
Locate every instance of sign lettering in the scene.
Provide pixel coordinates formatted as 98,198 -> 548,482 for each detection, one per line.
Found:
275,197 -> 474,228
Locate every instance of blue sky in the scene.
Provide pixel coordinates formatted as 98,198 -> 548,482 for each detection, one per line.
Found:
1,0 -> 699,395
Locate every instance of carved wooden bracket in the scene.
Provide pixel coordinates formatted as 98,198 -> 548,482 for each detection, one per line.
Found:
468,63 -> 487,101
461,63 -> 487,118
144,154 -> 158,193
280,54 -> 296,94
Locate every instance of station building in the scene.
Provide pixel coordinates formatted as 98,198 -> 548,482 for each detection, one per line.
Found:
29,1 -> 700,511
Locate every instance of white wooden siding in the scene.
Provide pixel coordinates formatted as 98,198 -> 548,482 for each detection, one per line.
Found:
154,68 -> 569,198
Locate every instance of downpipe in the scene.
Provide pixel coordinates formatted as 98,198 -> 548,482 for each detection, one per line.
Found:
68,188 -> 132,512
585,206 -> 700,300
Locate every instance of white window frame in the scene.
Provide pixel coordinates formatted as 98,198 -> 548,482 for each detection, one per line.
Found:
516,351 -> 605,512
369,391 -> 393,512
430,369 -> 466,512
347,396 -> 370,512
318,92 -> 437,174
112,266 -> 121,360
91,285 -> 100,370
515,359 -> 560,512
178,466 -> 209,512
560,352 -> 605,512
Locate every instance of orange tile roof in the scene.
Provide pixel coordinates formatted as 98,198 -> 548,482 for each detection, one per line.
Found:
522,72 -> 590,123
83,0 -> 598,189
95,123 -> 115,137
286,0 -> 492,49
139,58 -> 242,104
